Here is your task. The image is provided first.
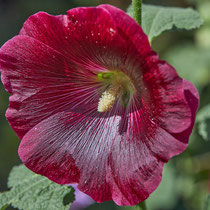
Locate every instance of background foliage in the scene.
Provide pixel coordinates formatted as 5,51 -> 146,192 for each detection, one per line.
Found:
0,0 -> 209,209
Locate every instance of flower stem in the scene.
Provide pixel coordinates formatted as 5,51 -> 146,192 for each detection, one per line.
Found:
132,0 -> 142,25
137,201 -> 147,210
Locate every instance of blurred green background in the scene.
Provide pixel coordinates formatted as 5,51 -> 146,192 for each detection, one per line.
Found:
0,0 -> 210,210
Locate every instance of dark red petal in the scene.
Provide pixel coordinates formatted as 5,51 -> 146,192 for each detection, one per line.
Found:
99,4 -> 152,59
18,106 -> 189,205
131,78 -> 199,162
141,60 -> 194,134
19,12 -> 69,52
106,135 -> 164,206
170,79 -> 199,143
19,112 -> 114,202
0,35 -> 100,138
18,115 -> 81,183
19,7 -> 127,71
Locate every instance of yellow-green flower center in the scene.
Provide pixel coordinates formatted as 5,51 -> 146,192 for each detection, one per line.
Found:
97,71 -> 135,112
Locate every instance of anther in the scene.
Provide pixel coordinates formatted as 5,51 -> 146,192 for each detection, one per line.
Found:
97,85 -> 119,112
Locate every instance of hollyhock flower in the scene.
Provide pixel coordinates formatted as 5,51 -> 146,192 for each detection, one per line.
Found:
0,4 -> 198,206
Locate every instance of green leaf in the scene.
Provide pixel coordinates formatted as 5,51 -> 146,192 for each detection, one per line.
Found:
127,4 -> 203,42
197,104 -> 210,141
0,165 -> 75,210
0,192 -> 12,210
204,194 -> 210,210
